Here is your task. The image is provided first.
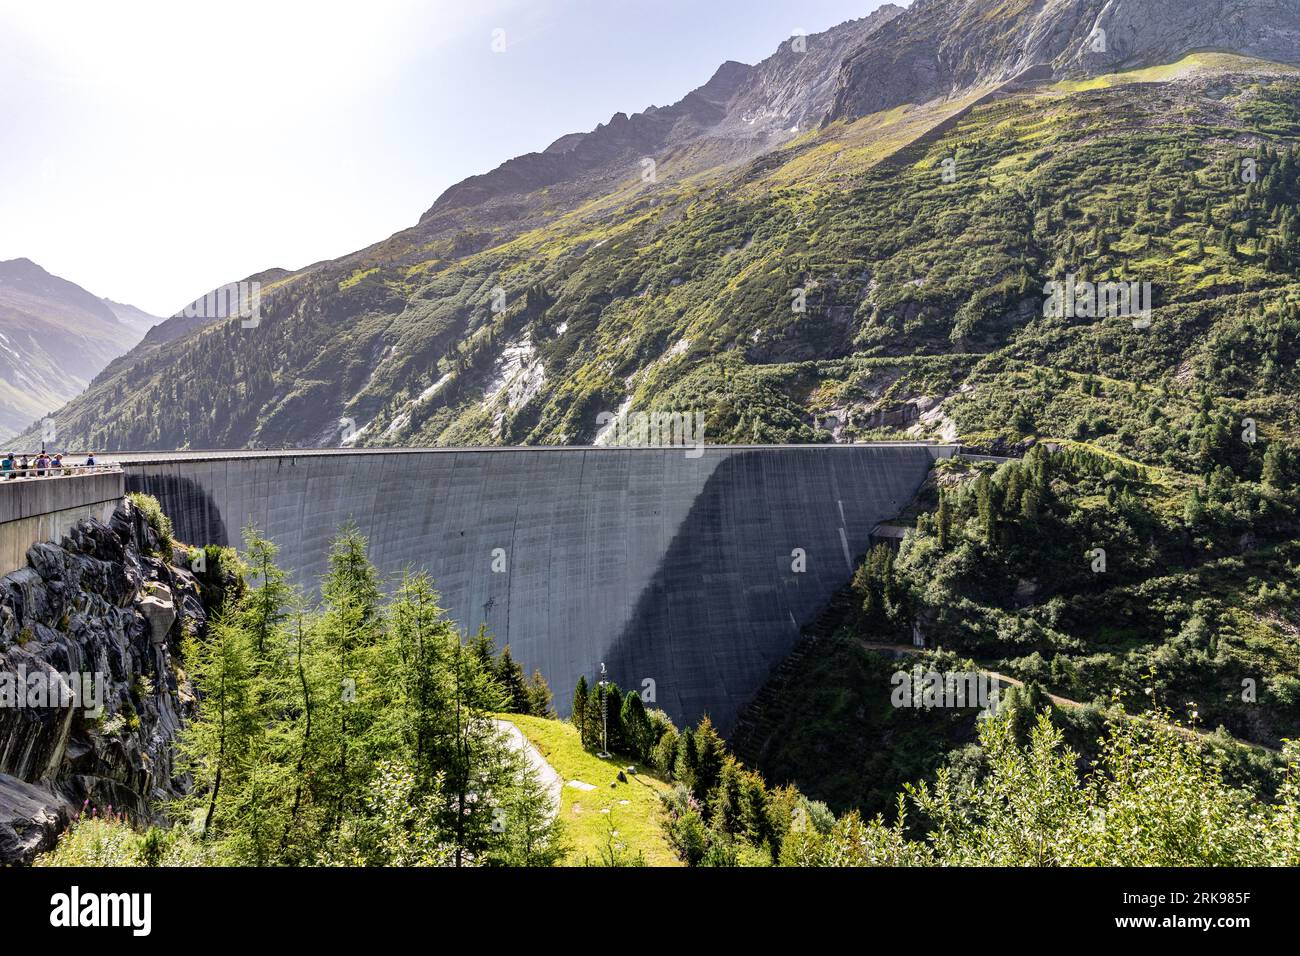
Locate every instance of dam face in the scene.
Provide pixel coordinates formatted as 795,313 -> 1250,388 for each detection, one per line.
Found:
121,445 -> 954,732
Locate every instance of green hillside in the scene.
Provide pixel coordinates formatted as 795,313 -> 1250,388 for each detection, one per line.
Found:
21,55 -> 1300,459
735,440 -> 1297,817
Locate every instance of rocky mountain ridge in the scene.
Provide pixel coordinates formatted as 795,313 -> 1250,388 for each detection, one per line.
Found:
418,5 -> 906,232
829,0 -> 1300,120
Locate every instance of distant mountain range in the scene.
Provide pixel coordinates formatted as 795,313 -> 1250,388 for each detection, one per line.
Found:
14,0 -> 1300,451
0,259 -> 159,442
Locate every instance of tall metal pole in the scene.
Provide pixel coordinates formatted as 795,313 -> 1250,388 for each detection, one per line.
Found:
598,662 -> 610,757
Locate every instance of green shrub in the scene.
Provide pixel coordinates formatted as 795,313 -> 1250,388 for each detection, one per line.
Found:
35,810 -> 138,866
35,806 -> 207,867
127,492 -> 173,551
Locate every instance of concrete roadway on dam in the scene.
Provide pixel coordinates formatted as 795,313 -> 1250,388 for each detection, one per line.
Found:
116,444 -> 957,733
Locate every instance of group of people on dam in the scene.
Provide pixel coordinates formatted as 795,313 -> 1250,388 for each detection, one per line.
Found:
1,452 -> 100,479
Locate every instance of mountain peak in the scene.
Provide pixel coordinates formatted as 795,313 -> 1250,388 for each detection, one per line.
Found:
697,60 -> 756,104
0,257 -> 49,280
0,260 -> 160,440
419,4 -> 904,225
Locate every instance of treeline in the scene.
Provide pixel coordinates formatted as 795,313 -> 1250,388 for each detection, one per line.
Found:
849,444 -> 1159,642
836,439 -> 1300,748
779,703 -> 1300,866
566,674 -> 1300,867
45,513 -> 564,867
178,524 -> 564,866
468,625 -> 554,719
566,676 -> 838,866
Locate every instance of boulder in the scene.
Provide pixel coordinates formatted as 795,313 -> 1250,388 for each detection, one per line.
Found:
0,773 -> 72,865
138,584 -> 176,647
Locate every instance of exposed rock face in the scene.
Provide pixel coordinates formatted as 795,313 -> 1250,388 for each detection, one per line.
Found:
828,0 -> 1300,122
138,583 -> 177,647
0,771 -> 69,865
0,499 -> 214,865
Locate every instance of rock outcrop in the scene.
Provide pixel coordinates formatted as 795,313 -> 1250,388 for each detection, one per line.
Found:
0,771 -> 69,865
0,498 -> 217,865
828,0 -> 1300,122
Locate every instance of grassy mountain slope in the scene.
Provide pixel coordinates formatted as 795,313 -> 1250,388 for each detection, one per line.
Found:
25,53 -> 1300,455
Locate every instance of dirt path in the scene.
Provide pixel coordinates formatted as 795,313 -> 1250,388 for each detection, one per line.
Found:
859,641 -> 1280,754
493,718 -> 563,818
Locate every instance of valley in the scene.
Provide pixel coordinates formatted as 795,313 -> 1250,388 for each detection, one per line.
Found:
4,0 -> 1300,882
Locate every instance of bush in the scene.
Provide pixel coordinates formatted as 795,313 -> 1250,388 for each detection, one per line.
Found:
666,807 -> 709,866
652,726 -> 679,775
127,492 -> 174,552
35,804 -> 207,867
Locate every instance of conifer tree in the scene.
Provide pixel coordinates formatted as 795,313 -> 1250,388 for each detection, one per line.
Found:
620,691 -> 652,760
179,618 -> 260,842
692,717 -> 727,811
468,623 -> 496,671
1263,443 -> 1288,490
315,524 -> 384,835
385,572 -> 454,791
584,682 -> 604,750
441,638 -> 510,866
675,727 -> 698,790
495,646 -> 530,714
976,475 -> 997,546
937,493 -> 951,550
239,526 -> 292,659
572,675 -> 588,734
526,669 -> 554,717
280,603 -> 318,858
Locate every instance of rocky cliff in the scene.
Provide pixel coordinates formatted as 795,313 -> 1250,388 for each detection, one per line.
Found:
0,499 -> 220,865
828,0 -> 1300,121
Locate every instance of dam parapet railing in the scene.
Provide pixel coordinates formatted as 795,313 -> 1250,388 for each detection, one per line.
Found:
1,464 -> 122,481
101,440 -> 961,464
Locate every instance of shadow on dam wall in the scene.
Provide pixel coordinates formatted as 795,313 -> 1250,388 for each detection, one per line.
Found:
123,445 -> 953,733
125,472 -> 230,550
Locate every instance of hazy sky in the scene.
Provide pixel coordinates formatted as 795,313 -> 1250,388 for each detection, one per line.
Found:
0,0 -> 893,316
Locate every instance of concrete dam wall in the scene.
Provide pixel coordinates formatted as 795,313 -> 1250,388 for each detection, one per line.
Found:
121,445 -> 955,732
0,470 -> 125,576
